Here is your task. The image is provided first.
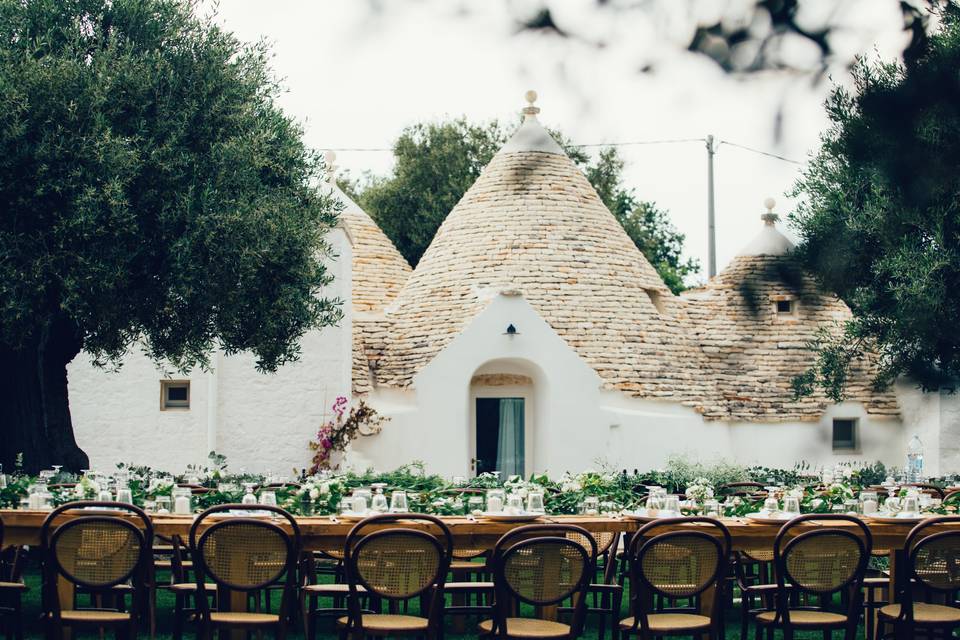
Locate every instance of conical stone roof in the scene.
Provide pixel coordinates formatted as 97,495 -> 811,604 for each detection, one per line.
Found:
683,207 -> 899,420
374,96 -> 710,402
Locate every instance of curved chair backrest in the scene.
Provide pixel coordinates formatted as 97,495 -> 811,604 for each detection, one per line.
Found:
40,501 -> 154,549
904,516 -> 960,595
45,515 -> 147,623
489,524 -> 595,638
189,504 -> 301,592
905,483 -> 945,500
628,517 -> 730,600
772,514 -> 871,598
341,513 -> 453,635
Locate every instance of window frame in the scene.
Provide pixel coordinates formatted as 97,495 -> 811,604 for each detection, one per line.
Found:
831,418 -> 859,452
160,380 -> 191,411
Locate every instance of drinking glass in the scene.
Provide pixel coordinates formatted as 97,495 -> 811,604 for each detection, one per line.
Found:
173,487 -> 193,514
646,492 -> 664,514
339,499 -> 353,516
351,490 -> 369,514
703,499 -> 721,518
259,490 -> 277,507
98,488 -> 114,503
663,495 -> 681,516
144,500 -> 156,514
486,489 -> 505,513
783,496 -> 801,515
763,497 -> 779,513
116,486 -> 133,504
156,495 -> 171,514
506,493 -> 524,514
902,495 -> 920,516
526,491 -> 546,515
859,491 -> 879,515
389,491 -> 409,513
583,496 -> 600,516
467,496 -> 484,516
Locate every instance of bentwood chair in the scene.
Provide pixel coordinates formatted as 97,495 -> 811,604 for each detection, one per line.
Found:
42,513 -> 149,639
302,547 -> 374,640
337,513 -> 453,639
620,517 -> 731,639
189,504 -> 301,639
0,517 -> 27,640
558,531 -> 623,640
733,547 -> 781,640
40,501 -> 154,633
877,516 -> 960,639
479,523 -> 596,639
756,514 -> 872,640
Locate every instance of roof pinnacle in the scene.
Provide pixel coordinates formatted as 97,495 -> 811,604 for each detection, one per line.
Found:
761,197 -> 779,226
522,89 -> 540,119
324,150 -> 338,184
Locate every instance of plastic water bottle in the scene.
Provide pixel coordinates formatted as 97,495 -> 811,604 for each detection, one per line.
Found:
907,435 -> 924,482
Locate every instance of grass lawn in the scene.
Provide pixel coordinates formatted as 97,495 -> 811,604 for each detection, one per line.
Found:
2,560 -> 870,639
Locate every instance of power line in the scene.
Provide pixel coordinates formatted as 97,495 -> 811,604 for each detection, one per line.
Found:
322,137 -> 806,165
718,140 -> 804,165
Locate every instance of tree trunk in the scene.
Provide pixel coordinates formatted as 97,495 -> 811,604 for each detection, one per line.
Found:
0,317 -> 89,474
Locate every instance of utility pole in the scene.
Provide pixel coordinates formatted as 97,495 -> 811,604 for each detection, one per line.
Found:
705,134 -> 717,279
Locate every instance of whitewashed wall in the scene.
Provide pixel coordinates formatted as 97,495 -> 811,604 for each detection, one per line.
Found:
350,293 -> 906,476
68,228 -> 353,474
896,381 -> 960,477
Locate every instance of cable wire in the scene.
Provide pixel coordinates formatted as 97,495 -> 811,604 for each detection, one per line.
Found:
718,140 -> 804,165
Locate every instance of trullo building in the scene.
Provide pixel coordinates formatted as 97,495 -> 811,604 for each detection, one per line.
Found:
67,94 -> 959,477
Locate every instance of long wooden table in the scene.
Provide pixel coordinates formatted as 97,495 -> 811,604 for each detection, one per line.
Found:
3,509 -> 952,638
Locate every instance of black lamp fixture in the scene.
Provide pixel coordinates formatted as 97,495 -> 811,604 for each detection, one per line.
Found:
504,324 -> 519,336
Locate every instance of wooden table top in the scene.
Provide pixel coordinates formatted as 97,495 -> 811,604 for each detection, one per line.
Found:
3,509 -> 951,552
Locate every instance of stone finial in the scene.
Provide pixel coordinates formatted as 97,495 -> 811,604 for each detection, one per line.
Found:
522,89 -> 540,118
324,150 -> 338,183
761,197 -> 779,225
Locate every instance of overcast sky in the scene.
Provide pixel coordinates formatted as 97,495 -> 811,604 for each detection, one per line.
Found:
207,1 -> 912,282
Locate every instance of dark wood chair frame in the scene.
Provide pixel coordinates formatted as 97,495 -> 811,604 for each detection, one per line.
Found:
0,517 -> 27,640
188,503 -> 302,640
878,515 -> 960,640
43,515 -> 148,640
760,513 -> 872,640
558,531 -> 623,640
339,512 -> 453,640
485,523 -> 597,640
621,516 -> 731,640
39,501 -> 154,633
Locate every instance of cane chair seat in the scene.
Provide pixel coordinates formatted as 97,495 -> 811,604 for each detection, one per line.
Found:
302,582 -> 365,593
168,582 -> 218,592
478,617 -> 570,638
0,581 -> 27,590
55,610 -> 132,623
756,609 -> 848,626
619,613 -> 712,632
337,613 -> 429,632
210,611 -> 280,625
445,580 -> 494,590
879,603 -> 960,624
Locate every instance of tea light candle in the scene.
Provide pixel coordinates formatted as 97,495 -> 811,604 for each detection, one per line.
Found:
174,494 -> 192,514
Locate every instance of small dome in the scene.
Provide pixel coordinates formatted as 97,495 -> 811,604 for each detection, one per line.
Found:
736,200 -> 794,257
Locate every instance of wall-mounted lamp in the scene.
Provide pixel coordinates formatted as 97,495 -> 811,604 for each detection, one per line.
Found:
504,324 -> 519,336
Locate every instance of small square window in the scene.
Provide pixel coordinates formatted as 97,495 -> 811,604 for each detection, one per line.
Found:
832,418 -> 858,451
161,380 -> 190,410
776,300 -> 793,313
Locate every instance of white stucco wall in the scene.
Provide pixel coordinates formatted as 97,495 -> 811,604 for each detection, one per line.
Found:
896,381 -> 960,477
67,228 -> 353,474
351,293 -> 906,477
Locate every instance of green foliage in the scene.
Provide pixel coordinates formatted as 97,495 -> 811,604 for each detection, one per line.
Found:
790,2 -> 960,396
358,118 -> 697,292
0,0 -> 342,372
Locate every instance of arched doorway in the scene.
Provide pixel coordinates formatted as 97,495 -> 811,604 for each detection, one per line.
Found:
469,360 -> 540,477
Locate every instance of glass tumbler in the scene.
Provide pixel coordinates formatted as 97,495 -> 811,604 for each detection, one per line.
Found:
389,491 -> 409,513
526,491 -> 546,515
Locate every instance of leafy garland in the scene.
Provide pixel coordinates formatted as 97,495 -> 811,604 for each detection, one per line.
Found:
1,454 -> 956,517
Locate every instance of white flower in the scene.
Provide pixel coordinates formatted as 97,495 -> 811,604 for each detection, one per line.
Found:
309,488 -> 320,500
319,482 -> 330,495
